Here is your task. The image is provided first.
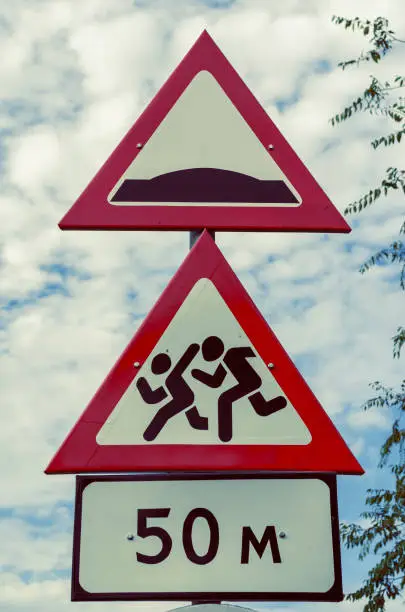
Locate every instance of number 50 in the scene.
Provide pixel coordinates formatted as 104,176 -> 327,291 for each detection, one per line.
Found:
136,507 -> 219,565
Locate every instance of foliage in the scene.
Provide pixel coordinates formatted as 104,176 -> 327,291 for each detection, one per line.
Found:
393,326 -> 405,359
331,15 -> 405,612
343,169 -> 405,215
359,241 -> 405,290
331,14 -> 405,317
331,16 -> 405,67
341,382 -> 405,612
330,20 -> 405,290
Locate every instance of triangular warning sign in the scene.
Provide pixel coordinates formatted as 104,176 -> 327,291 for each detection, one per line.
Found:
46,232 -> 363,474
59,31 -> 350,233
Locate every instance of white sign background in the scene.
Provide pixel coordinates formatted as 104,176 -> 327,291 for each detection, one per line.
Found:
96,278 -> 311,446
108,70 -> 301,207
73,475 -> 341,601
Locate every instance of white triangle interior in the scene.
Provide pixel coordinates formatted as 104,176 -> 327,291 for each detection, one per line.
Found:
96,278 -> 311,446
108,70 -> 301,206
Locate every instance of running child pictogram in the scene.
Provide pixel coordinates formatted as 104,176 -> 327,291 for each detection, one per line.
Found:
137,335 -> 287,442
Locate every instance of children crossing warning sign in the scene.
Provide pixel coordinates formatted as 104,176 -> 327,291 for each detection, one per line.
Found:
46,232 -> 363,475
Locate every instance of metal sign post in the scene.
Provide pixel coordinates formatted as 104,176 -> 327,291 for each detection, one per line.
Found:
174,605 -> 256,612
46,29 -> 364,608
190,229 -> 215,249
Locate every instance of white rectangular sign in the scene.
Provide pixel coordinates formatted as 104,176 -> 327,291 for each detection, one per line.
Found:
72,474 -> 342,602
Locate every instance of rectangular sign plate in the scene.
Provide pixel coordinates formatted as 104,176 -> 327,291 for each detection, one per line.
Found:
72,473 -> 342,602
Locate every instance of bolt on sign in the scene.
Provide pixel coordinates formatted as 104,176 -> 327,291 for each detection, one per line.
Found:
47,29 -> 364,608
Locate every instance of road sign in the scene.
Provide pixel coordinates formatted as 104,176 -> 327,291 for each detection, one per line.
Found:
72,473 -> 343,602
171,606 -> 256,612
58,30 -> 350,233
46,232 -> 363,475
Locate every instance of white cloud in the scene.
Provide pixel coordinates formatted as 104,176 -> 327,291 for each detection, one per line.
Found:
0,517 -> 70,574
8,127 -> 61,190
346,408 -> 390,430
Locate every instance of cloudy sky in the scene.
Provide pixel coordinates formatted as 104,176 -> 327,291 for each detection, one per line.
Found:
1,0 -> 404,610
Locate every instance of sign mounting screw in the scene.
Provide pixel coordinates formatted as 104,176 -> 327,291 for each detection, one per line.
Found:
267,363 -> 274,369
279,531 -> 287,539
268,144 -> 274,150
134,361 -> 141,368
136,143 -> 143,149
126,533 -> 135,541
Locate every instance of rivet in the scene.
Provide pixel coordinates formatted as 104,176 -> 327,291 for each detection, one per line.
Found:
127,533 -> 135,541
136,143 -> 143,149
268,144 -> 274,150
267,363 -> 274,369
279,531 -> 287,539
134,361 -> 140,368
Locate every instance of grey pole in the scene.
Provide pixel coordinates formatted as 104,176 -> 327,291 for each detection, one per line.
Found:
176,605 -> 256,611
189,228 -> 217,607
189,229 -> 215,249
192,601 -> 221,606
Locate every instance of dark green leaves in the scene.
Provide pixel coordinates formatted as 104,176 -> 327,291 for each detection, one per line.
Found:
340,377 -> 404,612
331,15 -> 404,612
393,327 -> 405,359
330,76 -> 405,130
359,242 -> 405,290
343,168 -> 405,216
332,15 -> 396,66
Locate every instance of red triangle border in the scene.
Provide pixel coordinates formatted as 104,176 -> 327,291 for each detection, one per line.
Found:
59,31 -> 350,233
